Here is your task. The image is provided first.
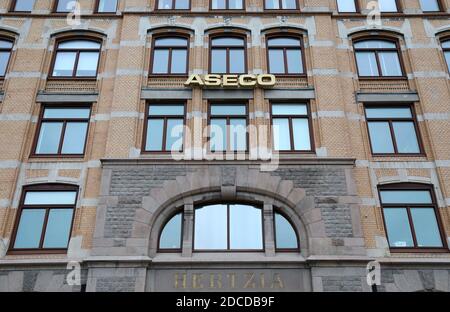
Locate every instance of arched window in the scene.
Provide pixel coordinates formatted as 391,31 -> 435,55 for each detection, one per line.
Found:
150,36 -> 189,75
441,39 -> 450,73
9,184 -> 78,254
378,184 -> 447,251
210,36 -> 246,74
353,38 -> 403,77
267,36 -> 305,75
274,212 -> 299,250
0,39 -> 13,77
159,212 -> 183,251
51,39 -> 101,78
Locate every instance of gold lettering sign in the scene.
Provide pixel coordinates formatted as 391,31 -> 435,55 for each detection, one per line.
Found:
184,74 -> 276,88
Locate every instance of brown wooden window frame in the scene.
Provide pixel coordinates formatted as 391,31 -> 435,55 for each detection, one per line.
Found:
31,104 -> 92,158
270,102 -> 314,153
266,34 -> 307,77
353,37 -> 406,79
94,0 -> 118,13
142,102 -> 186,154
0,37 -> 14,78
378,183 -> 448,253
207,102 -> 249,153
49,37 -> 102,79
149,34 -> 190,76
441,37 -> 450,74
193,202 -> 265,252
273,210 -> 300,252
336,0 -> 359,13
210,0 -> 245,10
263,0 -> 299,10
155,0 -> 191,10
209,34 -> 248,74
158,210 -> 184,252
8,184 -> 79,255
9,0 -> 35,12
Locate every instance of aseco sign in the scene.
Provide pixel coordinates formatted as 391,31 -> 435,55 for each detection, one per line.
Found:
184,74 -> 276,88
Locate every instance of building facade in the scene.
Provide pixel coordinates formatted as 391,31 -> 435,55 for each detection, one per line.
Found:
0,0 -> 449,292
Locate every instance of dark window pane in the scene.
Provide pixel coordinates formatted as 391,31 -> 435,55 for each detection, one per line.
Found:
365,107 -> 412,119
76,52 -> 99,77
56,0 -> 73,12
159,213 -> 182,249
14,0 -> 35,11
194,205 -> 228,249
392,122 -> 420,153
61,122 -> 89,154
384,208 -> 414,248
0,51 -> 11,76
165,119 -> 184,151
410,208 -> 443,247
286,49 -> 303,73
337,0 -> 356,12
36,122 -> 63,154
52,52 -> 76,76
378,0 -> 398,12
42,209 -> 73,248
275,213 -> 298,249
229,118 -> 247,151
210,119 -> 227,151
229,204 -> 263,249
158,0 -> 173,9
210,105 -> 246,115
229,49 -> 245,73
272,118 -> 291,150
379,52 -> 402,76
152,49 -> 169,73
268,49 -> 285,73
212,0 -> 226,9
146,119 -> 164,151
292,118 -> 311,150
170,49 -> 187,73
419,0 -> 440,11
24,191 -> 77,205
355,52 -> 379,76
98,0 -> 118,12
175,0 -> 189,9
367,122 -> 394,153
211,49 -> 227,73
380,190 -> 432,204
149,105 -> 184,116
14,209 -> 46,249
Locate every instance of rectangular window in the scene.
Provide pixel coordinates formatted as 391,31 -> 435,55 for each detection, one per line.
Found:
158,0 -> 190,10
209,103 -> 247,152
442,40 -> 450,73
11,186 -> 77,253
55,0 -> 74,12
211,0 -> 243,9
378,0 -> 398,12
34,106 -> 91,156
96,0 -> 118,13
419,0 -> 441,12
336,0 -> 357,12
144,104 -> 185,152
365,106 -> 422,155
12,0 -> 35,11
271,103 -> 312,152
265,0 -> 297,9
380,187 -> 445,250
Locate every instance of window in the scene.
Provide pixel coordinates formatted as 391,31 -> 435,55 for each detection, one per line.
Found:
10,185 -> 78,253
274,212 -> 299,250
271,103 -> 312,152
33,106 -> 91,156
336,0 -> 357,12
419,0 -> 441,12
211,0 -> 243,9
267,36 -> 305,75
96,0 -> 118,13
442,39 -> 450,73
55,0 -> 75,12
365,106 -> 422,155
11,0 -> 35,11
0,39 -> 13,77
378,0 -> 399,12
194,204 -> 263,250
264,0 -> 297,10
157,0 -> 190,10
51,39 -> 101,78
210,36 -> 246,74
159,212 -> 183,251
379,184 -> 446,250
209,103 -> 247,152
354,39 -> 403,77
150,36 -> 189,75
144,104 -> 185,152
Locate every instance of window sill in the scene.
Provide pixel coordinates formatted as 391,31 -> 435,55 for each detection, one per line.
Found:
7,249 -> 68,256
389,248 -> 449,254
47,77 -> 98,81
358,76 -> 408,81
